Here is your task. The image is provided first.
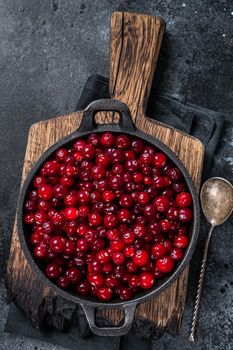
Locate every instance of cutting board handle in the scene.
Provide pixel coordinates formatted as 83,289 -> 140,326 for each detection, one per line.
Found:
109,12 -> 165,123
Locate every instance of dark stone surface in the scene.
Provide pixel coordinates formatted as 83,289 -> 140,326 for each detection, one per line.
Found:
0,0 -> 232,349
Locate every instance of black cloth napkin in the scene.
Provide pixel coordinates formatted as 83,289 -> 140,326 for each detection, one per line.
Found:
4,74 -> 226,349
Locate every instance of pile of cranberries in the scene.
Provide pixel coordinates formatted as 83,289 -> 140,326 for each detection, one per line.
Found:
24,132 -> 193,301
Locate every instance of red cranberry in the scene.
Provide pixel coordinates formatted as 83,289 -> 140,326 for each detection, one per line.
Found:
153,196 -> 170,213
58,276 -> 70,288
122,230 -> 135,244
117,209 -> 131,222
101,132 -> 115,147
167,167 -> 182,182
137,191 -> 149,205
139,272 -> 155,289
120,194 -> 133,208
96,154 -> 110,168
123,245 -> 135,258
174,235 -> 189,248
66,267 -> 81,283
76,281 -> 91,295
50,236 -> 65,253
105,275 -> 120,288
151,243 -> 167,258
96,286 -> 113,301
64,207 -> 79,220
38,184 -> 53,200
133,223 -> 147,238
153,152 -> 167,168
87,273 -> 104,287
104,213 -> 118,228
124,150 -> 136,160
156,256 -> 174,273
96,249 -> 111,263
171,247 -> 184,261
56,148 -> 68,162
172,182 -> 186,193
143,204 -> 156,218
112,252 -> 125,265
45,263 -> 61,279
88,212 -> 103,226
87,133 -> 100,147
44,160 -> 59,175
159,219 -> 171,232
176,192 -> 192,208
103,190 -> 115,202
115,134 -> 131,149
118,287 -> 133,300
178,208 -> 192,222
34,244 -> 47,259
133,250 -> 149,266
77,238 -> 89,251
53,184 -> 68,199
64,240 -> 75,255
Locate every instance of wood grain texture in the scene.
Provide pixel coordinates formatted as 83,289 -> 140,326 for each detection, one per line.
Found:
7,11 -> 204,336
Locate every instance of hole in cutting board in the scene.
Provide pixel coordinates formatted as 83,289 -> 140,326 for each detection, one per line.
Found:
95,111 -> 120,125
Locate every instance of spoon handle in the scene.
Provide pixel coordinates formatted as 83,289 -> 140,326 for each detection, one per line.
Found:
189,225 -> 214,342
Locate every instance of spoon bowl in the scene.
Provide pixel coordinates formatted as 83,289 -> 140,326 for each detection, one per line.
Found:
201,177 -> 233,226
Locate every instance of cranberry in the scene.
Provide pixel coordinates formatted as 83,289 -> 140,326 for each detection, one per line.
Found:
153,196 -> 170,213
101,132 -> 115,147
25,200 -> 36,212
167,167 -> 182,182
172,182 -> 186,193
83,144 -> 96,159
87,133 -> 100,147
171,247 -> 184,261
56,148 -> 68,162
74,139 -> 86,152
50,236 -> 65,253
64,207 -> 79,220
174,235 -> 189,248
159,219 -> 171,232
123,245 -> 135,258
115,134 -> 131,149
156,256 -> 174,273
88,212 -> 103,226
178,208 -> 193,222
66,267 -> 81,283
96,249 -> 111,263
133,250 -> 149,266
45,263 -> 61,279
176,192 -> 192,208
96,286 -> 113,301
96,154 -> 110,168
112,252 -> 125,265
131,138 -> 144,153
124,150 -> 136,160
103,190 -> 115,202
122,230 -> 135,244
38,184 -> 53,200
105,275 -> 120,288
120,194 -> 133,208
77,190 -> 90,204
140,272 -> 155,289
87,273 -> 104,287
109,175 -> 123,190
34,244 -> 47,259
133,223 -> 147,238
104,213 -> 118,228
167,207 -> 179,220
64,240 -> 75,255
151,243 -> 167,258
77,238 -> 89,251
153,153 -> 167,168
53,184 -> 68,199
118,287 -> 133,300
58,276 -> 70,288
137,191 -> 149,205
143,204 -> 156,218
44,160 -> 59,175
76,281 -> 91,295
117,208 -> 131,222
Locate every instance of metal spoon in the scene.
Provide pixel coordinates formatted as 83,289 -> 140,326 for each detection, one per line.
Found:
189,177 -> 233,342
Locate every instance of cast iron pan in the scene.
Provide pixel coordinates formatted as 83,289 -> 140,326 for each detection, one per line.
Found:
17,98 -> 200,336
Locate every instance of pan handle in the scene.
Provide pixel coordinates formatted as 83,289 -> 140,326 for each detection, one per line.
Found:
78,99 -> 135,133
80,302 -> 137,336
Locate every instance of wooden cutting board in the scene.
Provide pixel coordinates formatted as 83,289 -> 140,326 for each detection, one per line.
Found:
7,12 -> 204,337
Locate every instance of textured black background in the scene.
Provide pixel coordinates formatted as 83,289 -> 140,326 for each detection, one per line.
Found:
0,1 -> 232,349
